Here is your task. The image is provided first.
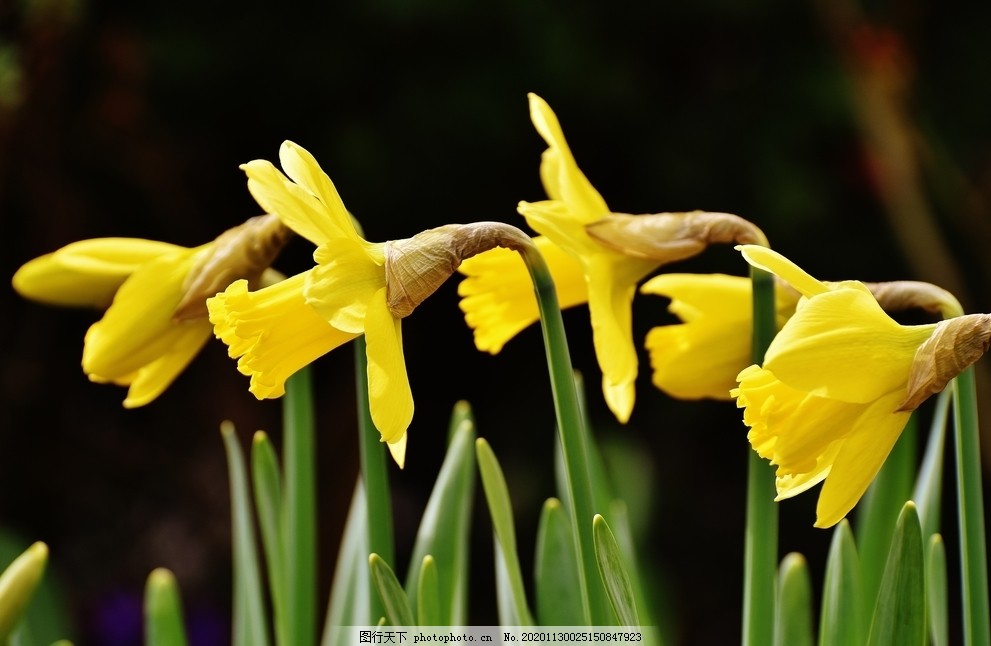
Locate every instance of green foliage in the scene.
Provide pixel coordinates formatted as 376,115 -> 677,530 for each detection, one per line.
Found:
143,569 -> 189,646
866,502 -> 926,646
773,553 -> 813,646
819,521 -> 865,646
592,515 -> 636,627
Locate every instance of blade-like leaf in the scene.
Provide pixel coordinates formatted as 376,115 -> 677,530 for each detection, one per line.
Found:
866,502 -> 926,646
320,481 -> 370,646
913,390 -> 951,542
819,520 -> 865,646
773,553 -> 813,646
476,438 -> 533,626
0,533 -> 71,646
534,498 -> 583,625
251,432 -> 287,646
416,557 -> 440,627
0,542 -> 48,644
221,422 -> 271,646
592,515 -> 634,626
369,555 -> 415,627
404,413 -> 476,625
144,568 -> 189,646
927,535 -> 948,646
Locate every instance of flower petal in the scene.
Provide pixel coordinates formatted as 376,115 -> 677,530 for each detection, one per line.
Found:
364,288 -> 414,445
387,432 -> 408,470
527,93 -> 609,220
737,245 -> 829,299
241,159 -> 341,246
13,238 -> 184,308
814,391 -> 912,527
122,321 -> 213,408
278,141 -> 361,241
765,288 -> 936,403
305,238 -> 384,334
640,273 -> 752,323
82,248 -> 200,381
208,273 -> 356,399
645,316 -> 750,400
457,235 -> 587,353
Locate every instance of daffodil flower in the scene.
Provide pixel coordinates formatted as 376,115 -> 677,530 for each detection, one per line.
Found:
208,141 -> 414,467
640,273 -> 800,400
459,94 -> 659,423
13,238 -> 215,408
732,244 -> 941,527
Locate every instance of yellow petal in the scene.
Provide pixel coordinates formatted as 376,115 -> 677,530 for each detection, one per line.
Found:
82,248 -> 200,381
518,200 -> 600,258
527,93 -> 609,220
305,238 -> 385,334
641,273 -> 752,322
208,273 -> 356,399
12,238 -> 184,308
241,159 -> 340,246
278,141 -> 361,242
457,236 -> 587,353
364,288 -> 414,444
586,255 -> 641,423
122,321 -> 213,408
774,440 -> 841,500
765,288 -> 936,403
737,245 -> 829,298
387,432 -> 408,469
645,318 -> 749,400
814,391 -> 912,527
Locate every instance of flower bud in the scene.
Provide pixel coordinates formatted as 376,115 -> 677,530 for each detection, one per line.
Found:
898,313 -> 991,411
173,214 -> 293,321
385,222 -> 531,319
0,542 -> 48,643
585,211 -> 768,262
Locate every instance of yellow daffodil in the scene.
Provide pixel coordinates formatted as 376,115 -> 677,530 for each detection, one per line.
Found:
732,244 -> 940,528
13,238 -> 215,407
459,93 -> 659,423
207,141 -> 414,467
640,273 -> 800,400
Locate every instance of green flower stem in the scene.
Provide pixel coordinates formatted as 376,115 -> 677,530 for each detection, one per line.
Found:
283,369 -> 317,646
355,337 -> 394,623
517,242 -> 607,626
743,265 -> 778,646
952,367 -> 991,646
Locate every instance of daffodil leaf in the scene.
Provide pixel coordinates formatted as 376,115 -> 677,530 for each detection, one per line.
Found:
866,502 -> 926,646
607,501 -> 660,635
0,542 -> 48,645
447,400 -> 474,445
927,535 -> 948,646
856,417 -> 916,613
320,481 -> 370,646
592,515 -> 633,626
416,557 -> 440,627
221,422 -> 271,646
818,520 -> 865,646
534,498 -> 583,625
913,390 -> 950,543
0,533 -> 71,646
476,438 -> 534,626
369,554 -> 415,627
250,432 -> 286,646
144,569 -> 189,646
404,410 -> 476,625
773,553 -> 813,646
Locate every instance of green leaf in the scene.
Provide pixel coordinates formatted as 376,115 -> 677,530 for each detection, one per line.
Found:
534,498 -> 583,625
369,554 -> 415,627
475,438 -> 533,626
866,502 -> 926,646
320,481 -> 370,646
282,369 -> 317,646
0,542 -> 48,644
913,389 -> 951,542
819,520 -> 865,646
251,432 -> 287,646
404,411 -> 476,625
606,500 -> 660,636
927,535 -> 948,646
220,422 -> 271,646
447,400 -> 474,446
773,553 -> 813,646
144,568 -> 189,646
416,557 -> 440,627
0,533 -> 72,646
592,515 -> 635,626
857,418 -> 917,614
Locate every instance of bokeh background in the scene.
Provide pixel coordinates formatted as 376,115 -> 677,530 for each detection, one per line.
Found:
3,0 -> 991,644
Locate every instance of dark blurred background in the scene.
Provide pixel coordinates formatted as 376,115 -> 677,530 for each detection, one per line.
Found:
3,0 -> 991,644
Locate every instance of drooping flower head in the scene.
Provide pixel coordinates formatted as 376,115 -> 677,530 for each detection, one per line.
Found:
11,216 -> 287,407
732,245 -> 988,527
